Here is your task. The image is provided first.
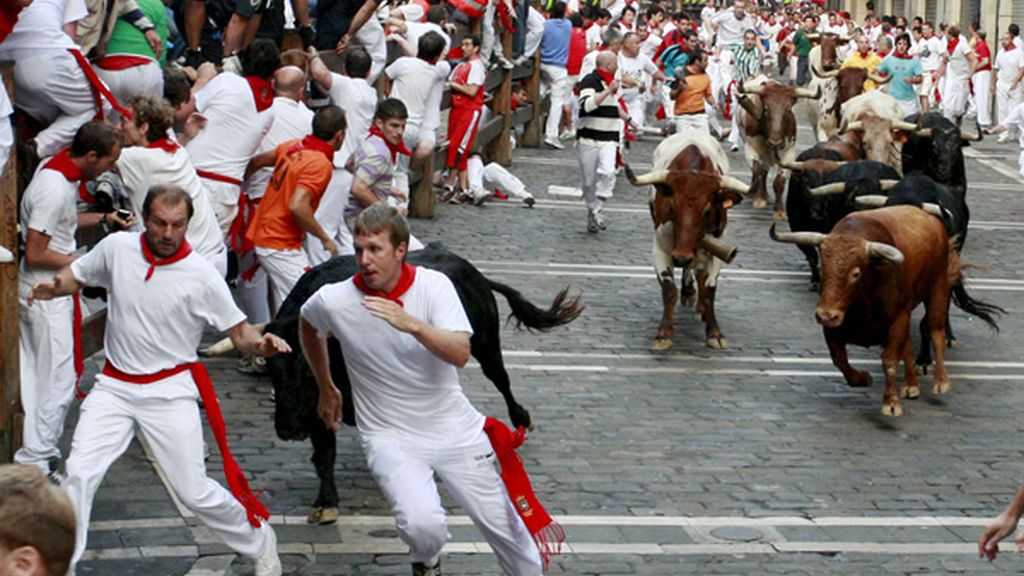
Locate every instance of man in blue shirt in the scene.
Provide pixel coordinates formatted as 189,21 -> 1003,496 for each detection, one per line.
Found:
539,1 -> 571,148
876,33 -> 923,117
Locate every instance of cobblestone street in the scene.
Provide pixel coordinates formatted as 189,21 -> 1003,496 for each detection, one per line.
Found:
68,118 -> 1024,575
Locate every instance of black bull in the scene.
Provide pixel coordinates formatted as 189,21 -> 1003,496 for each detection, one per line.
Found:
264,243 -> 583,517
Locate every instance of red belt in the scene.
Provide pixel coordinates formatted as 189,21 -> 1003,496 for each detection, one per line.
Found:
67,49 -> 131,120
196,169 -> 242,187
95,54 -> 153,70
101,359 -> 270,527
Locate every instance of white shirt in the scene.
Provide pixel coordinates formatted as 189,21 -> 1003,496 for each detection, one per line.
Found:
1015,37 -> 1024,51
919,35 -> 945,71
618,52 -> 658,100
300,267 -> 482,446
19,163 -> 78,286
117,144 -> 224,263
402,21 -> 451,53
243,96 -> 314,199
71,232 -> 245,385
327,74 -> 378,165
713,10 -> 751,48
186,72 -> 275,182
386,56 -> 450,132
996,47 -> 1024,85
0,0 -> 86,53
944,36 -> 973,81
523,7 -> 545,58
585,23 -> 603,50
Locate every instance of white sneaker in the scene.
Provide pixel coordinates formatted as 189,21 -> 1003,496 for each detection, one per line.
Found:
544,137 -> 564,150
593,210 -> 607,230
730,143 -> 740,152
0,245 -> 12,264
471,187 -> 490,206
255,524 -> 282,576
559,128 -> 576,140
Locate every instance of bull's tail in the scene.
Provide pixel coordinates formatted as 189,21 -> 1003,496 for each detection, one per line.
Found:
487,280 -> 584,331
947,248 -> 1003,331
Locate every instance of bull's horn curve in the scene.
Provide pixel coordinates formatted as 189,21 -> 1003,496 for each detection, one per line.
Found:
813,66 -> 840,79
842,120 -> 864,132
854,195 -> 888,208
739,79 -> 767,95
877,179 -> 900,191
960,121 -> 983,141
805,33 -> 821,41
795,84 -> 823,100
198,323 -> 267,357
718,175 -> 751,195
893,120 -> 919,132
808,182 -> 847,196
865,241 -> 905,264
769,223 -> 827,246
624,164 -> 669,186
921,202 -> 944,217
701,235 -> 739,264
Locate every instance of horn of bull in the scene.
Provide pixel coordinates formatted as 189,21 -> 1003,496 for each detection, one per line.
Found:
701,235 -> 739,264
921,202 -> 944,217
877,179 -> 899,190
893,120 -> 920,132
808,182 -> 847,196
794,84 -> 823,100
198,323 -> 267,357
867,72 -> 891,84
914,127 -> 933,137
805,33 -> 821,41
769,223 -> 827,246
838,34 -> 853,43
842,120 -> 864,133
624,164 -> 669,186
813,66 -> 840,79
739,79 -> 767,95
853,194 -> 888,209
737,94 -> 762,119
718,175 -> 752,195
960,120 -> 983,141
865,241 -> 905,264
780,159 -> 847,172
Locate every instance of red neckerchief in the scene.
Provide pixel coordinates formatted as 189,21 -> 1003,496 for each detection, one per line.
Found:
597,68 -> 615,85
1006,44 -> 1017,51
947,36 -> 960,54
352,262 -> 416,307
146,137 -> 180,153
858,50 -> 870,59
44,148 -> 93,203
892,50 -> 912,59
368,126 -> 412,163
245,76 -> 274,112
299,134 -> 335,163
139,233 -> 193,281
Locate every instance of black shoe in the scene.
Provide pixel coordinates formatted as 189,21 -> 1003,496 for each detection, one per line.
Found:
412,560 -> 442,576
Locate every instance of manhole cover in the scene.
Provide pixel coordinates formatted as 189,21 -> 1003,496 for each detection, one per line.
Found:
710,527 -> 763,542
369,528 -> 399,539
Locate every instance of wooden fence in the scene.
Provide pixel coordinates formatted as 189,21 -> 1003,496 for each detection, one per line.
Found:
1,62 -> 18,463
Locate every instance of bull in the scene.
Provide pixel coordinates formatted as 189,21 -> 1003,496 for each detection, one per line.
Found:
214,244 -> 583,523
807,39 -> 889,143
781,159 -> 901,289
770,206 -> 965,416
838,91 -> 924,171
901,112 -> 982,199
855,175 -> 1003,369
737,76 -> 822,220
624,132 -> 749,350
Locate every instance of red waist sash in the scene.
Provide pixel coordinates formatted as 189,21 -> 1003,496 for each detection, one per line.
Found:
196,169 -> 243,187
95,55 -> 153,70
67,48 -> 131,120
101,360 -> 270,527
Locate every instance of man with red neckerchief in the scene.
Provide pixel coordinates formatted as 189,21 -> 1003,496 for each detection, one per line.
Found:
443,35 -> 487,204
300,204 -> 546,576
245,106 -> 346,316
29,185 -> 290,576
16,121 -> 128,482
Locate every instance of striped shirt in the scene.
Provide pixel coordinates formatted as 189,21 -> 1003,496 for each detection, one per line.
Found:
733,46 -> 761,85
346,134 -> 394,220
577,71 -> 623,143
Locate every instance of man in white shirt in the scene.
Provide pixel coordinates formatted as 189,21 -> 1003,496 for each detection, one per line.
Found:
301,205 -> 545,576
712,0 -> 752,52
515,3 -> 546,66
917,22 -> 945,112
619,31 -> 666,132
994,32 -> 1024,141
16,121 -> 126,480
29,185 -> 289,576
387,5 -> 451,56
384,32 -> 450,197
181,39 -> 278,240
936,24 -> 976,123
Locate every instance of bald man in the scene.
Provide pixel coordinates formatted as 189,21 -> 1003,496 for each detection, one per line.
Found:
235,65 -> 316,374
576,50 -> 624,233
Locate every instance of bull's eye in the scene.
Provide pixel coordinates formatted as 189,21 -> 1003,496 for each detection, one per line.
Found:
848,267 -> 861,283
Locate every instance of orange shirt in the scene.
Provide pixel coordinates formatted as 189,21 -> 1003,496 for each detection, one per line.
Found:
247,139 -> 334,251
673,73 -> 712,115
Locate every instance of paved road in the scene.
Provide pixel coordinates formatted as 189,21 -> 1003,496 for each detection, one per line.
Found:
66,115 -> 1024,575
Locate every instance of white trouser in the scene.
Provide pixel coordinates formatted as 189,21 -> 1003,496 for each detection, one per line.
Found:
203,245 -> 229,279
199,179 -> 242,240
64,375 -> 271,569
622,93 -> 645,131
675,112 -> 711,135
941,76 -> 971,120
895,97 -> 921,118
1,50 -> 107,158
307,168 -> 356,266
355,17 -> 387,83
1018,149 -> 1024,177
540,64 -> 568,141
973,70 -> 992,125
467,156 -> 533,199
577,139 -> 616,214
996,81 -> 1022,131
393,122 -> 432,196
234,248 -> 271,325
480,1 -> 497,63
255,247 -> 311,316
361,431 -> 542,575
95,61 -> 163,112
16,290 -> 75,473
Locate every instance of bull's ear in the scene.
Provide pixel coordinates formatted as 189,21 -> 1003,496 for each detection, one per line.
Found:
893,131 -> 909,143
718,190 -> 743,208
654,183 -> 674,197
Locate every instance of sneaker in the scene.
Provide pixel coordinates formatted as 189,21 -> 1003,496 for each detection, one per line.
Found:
587,211 -> 599,233
439,185 -> 457,203
471,187 -> 490,206
997,134 -> 1010,143
46,463 -> 66,486
594,210 -> 607,230
255,524 -> 282,576
544,137 -> 565,150
497,56 -> 515,70
450,191 -> 471,204
559,128 -> 576,140
412,559 -> 442,576
523,195 -> 535,207
236,355 -> 267,375
730,143 -> 740,152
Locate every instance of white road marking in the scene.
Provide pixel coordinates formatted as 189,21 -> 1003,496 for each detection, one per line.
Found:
964,148 -> 1024,182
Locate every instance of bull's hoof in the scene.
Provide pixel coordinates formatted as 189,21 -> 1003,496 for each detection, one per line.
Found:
651,337 -> 673,351
915,362 -> 931,376
510,406 -> 535,431
847,370 -> 873,388
881,401 -> 904,417
900,384 -> 921,400
947,338 -> 958,349
706,335 -> 728,349
933,380 -> 951,395
772,210 -> 787,221
307,506 -> 324,524
693,311 -> 704,321
752,198 -> 768,209
308,506 -> 340,525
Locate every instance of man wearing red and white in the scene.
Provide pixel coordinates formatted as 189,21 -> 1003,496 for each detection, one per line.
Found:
301,205 -> 556,576
443,35 -> 487,203
30,185 -> 289,575
17,122 -> 127,481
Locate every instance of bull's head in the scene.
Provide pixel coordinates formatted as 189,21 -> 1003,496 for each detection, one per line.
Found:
841,114 -> 921,168
769,224 -> 903,327
813,32 -> 851,73
740,81 -> 821,148
627,166 -> 747,266
910,118 -> 982,184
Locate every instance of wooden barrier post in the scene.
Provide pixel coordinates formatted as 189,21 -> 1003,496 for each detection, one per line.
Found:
487,28 -> 514,165
520,52 -> 542,147
0,62 -> 19,463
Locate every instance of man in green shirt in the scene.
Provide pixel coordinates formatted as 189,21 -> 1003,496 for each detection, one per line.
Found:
95,0 -> 168,108
790,14 -> 816,86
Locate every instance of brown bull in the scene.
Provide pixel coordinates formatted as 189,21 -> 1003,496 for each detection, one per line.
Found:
770,206 -> 961,416
625,133 -> 748,350
737,78 -> 821,220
